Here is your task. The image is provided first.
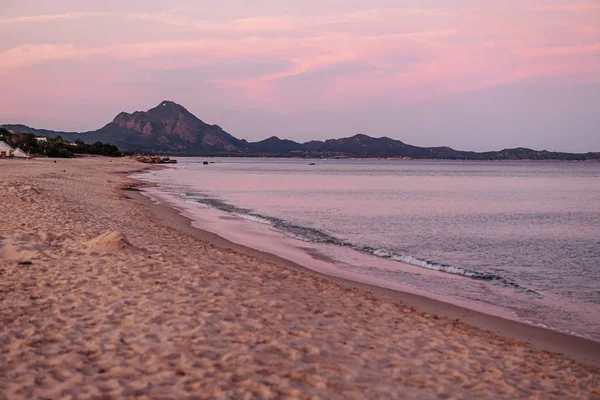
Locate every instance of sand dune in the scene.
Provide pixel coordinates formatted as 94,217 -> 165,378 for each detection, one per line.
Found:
0,157 -> 598,399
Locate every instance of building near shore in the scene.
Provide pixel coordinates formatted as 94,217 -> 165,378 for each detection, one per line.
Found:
0,140 -> 14,157
13,148 -> 30,159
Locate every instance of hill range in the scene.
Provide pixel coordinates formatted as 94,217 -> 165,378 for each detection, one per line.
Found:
3,101 -> 599,160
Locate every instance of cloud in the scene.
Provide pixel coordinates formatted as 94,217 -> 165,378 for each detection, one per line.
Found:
1,1 -> 598,115
0,12 -> 105,24
0,6 -> 452,25
526,4 -> 600,12
0,26 -> 458,72
523,43 -> 600,57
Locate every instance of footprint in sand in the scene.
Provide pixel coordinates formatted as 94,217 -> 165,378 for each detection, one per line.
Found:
0,229 -> 73,261
0,241 -> 40,261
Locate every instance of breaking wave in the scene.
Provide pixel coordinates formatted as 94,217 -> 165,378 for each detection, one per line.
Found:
182,191 -> 540,296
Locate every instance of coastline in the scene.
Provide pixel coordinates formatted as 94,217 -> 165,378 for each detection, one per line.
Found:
1,157 -> 598,399
147,155 -> 600,163
129,176 -> 600,368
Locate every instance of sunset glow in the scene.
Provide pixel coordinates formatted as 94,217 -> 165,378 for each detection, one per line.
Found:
1,1 -> 599,151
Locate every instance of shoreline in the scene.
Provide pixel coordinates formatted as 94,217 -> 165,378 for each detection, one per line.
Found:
146,156 -> 600,163
1,157 -> 598,398
129,172 -> 600,368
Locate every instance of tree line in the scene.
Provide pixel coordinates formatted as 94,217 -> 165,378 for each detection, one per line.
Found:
0,128 -> 122,157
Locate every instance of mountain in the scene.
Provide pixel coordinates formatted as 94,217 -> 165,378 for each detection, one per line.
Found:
249,134 -> 600,160
3,124 -> 81,139
4,101 -> 250,155
3,101 -> 599,160
104,101 -> 250,154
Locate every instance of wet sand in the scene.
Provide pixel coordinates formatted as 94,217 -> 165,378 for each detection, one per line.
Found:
0,157 -> 598,399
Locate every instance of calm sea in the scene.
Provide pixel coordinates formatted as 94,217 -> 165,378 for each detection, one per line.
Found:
135,158 -> 600,340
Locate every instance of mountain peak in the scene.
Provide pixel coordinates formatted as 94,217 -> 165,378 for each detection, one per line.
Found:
149,100 -> 191,114
157,100 -> 181,107
104,101 -> 246,149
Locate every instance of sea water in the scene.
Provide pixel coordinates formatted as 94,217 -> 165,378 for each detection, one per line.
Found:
134,158 -> 600,340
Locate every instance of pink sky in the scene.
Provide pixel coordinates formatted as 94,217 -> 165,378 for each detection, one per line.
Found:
1,0 -> 599,151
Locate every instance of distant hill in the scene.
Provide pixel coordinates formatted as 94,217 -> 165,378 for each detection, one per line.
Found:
3,101 -> 599,160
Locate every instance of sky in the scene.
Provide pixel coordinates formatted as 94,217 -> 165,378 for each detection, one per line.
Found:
1,0 -> 599,152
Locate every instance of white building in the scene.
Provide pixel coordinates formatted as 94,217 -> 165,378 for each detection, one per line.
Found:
13,148 -> 30,159
0,140 -> 14,157
35,137 -> 48,143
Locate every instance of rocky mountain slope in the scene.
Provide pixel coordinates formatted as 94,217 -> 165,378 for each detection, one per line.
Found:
4,101 -> 249,155
3,101 -> 599,160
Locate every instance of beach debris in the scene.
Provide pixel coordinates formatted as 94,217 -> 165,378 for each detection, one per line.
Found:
203,161 -> 209,165
18,260 -> 32,265
85,231 -> 135,253
309,163 -> 316,165
134,155 -> 177,164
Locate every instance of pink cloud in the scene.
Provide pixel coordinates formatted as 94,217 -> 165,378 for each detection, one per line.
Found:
522,43 -> 600,57
0,12 -> 102,24
1,1 -> 598,115
526,4 -> 600,12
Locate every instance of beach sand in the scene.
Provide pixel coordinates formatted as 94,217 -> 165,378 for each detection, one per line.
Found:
0,157 -> 598,399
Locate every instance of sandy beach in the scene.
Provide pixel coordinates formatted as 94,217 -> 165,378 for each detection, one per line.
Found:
1,157 -> 599,399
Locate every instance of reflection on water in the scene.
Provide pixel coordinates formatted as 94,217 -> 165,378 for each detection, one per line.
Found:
135,158 -> 600,341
